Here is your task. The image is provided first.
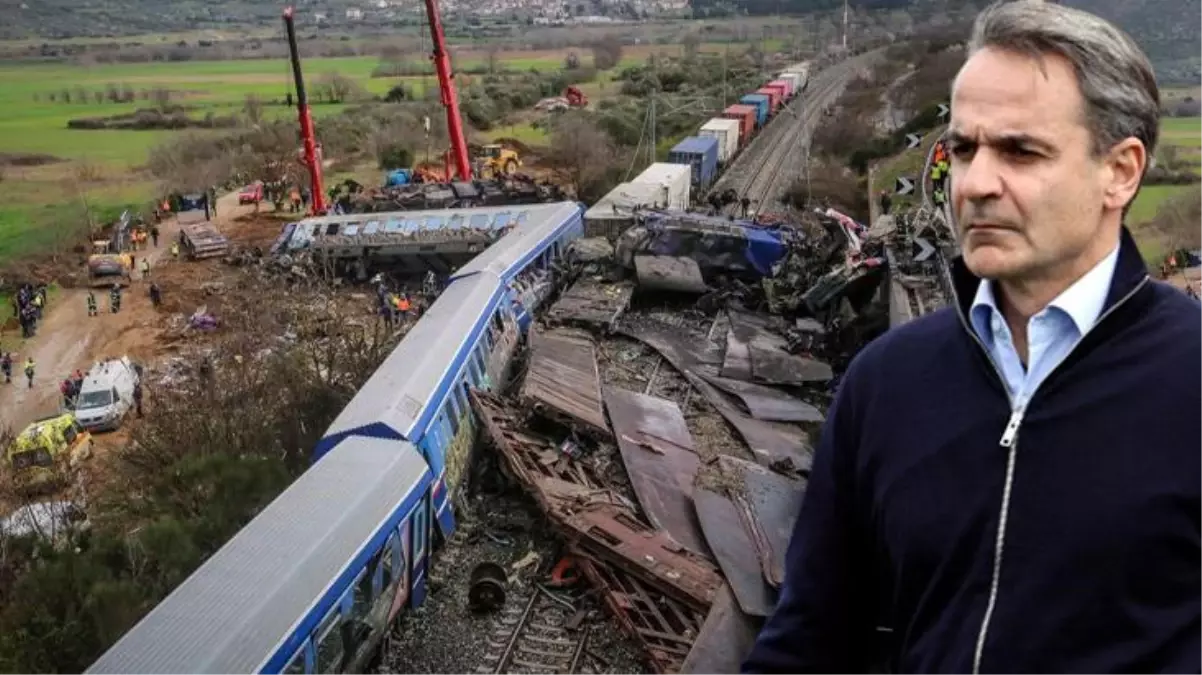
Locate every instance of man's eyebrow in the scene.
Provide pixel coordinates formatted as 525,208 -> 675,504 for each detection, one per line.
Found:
947,130 -> 1056,152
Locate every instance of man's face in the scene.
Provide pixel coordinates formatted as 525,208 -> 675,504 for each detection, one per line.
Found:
949,47 -> 1110,282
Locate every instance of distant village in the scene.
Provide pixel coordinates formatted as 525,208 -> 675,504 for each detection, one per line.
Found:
328,0 -> 691,24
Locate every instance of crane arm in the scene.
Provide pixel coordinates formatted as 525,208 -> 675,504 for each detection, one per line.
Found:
422,0 -> 473,182
283,6 -> 328,215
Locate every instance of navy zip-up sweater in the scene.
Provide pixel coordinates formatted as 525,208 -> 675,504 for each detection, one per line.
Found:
743,228 -> 1201,674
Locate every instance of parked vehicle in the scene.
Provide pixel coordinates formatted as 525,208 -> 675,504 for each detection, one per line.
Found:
5,413 -> 92,494
238,182 -> 264,204
73,357 -> 141,432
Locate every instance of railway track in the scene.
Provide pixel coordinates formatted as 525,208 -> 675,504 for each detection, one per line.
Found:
708,51 -> 883,215
476,588 -> 599,674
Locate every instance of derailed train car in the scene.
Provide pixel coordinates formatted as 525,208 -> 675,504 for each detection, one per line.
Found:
87,201 -> 585,675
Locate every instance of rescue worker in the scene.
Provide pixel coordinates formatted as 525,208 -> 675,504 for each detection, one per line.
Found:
60,378 -> 74,409
23,357 -> 35,389
132,380 -> 144,418
879,190 -> 892,215
740,196 -> 751,218
86,290 -> 98,317
1,352 -> 11,384
110,284 -> 122,314
170,241 -> 180,260
149,282 -> 162,308
72,369 -> 84,396
150,223 -> 160,248
396,293 -> 412,321
140,257 -> 151,280
31,289 -> 44,320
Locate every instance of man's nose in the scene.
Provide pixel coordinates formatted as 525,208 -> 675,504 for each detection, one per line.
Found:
952,151 -> 1003,203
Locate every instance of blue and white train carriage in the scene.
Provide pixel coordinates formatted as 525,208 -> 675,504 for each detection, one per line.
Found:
315,200 -> 584,538
88,437 -> 434,675
87,201 -> 584,674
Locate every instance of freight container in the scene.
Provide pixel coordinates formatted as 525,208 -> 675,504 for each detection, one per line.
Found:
721,104 -> 756,143
756,86 -> 782,113
631,162 -> 691,210
769,78 -> 793,100
584,181 -> 668,238
784,61 -> 811,91
668,136 -> 720,189
776,72 -> 802,96
699,118 -> 741,164
740,94 -> 770,127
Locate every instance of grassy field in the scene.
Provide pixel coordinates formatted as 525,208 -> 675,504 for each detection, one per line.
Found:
0,42 -> 730,263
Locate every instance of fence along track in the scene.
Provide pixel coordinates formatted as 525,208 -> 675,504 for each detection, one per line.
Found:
477,588 -> 593,674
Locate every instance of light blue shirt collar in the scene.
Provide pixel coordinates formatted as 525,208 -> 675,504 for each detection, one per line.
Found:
969,244 -> 1120,405
971,244 -> 1120,339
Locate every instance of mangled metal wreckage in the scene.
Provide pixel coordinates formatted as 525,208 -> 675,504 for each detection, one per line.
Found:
470,306 -> 831,672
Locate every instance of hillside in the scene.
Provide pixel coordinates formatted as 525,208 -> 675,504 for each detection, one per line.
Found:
0,0 -> 1197,83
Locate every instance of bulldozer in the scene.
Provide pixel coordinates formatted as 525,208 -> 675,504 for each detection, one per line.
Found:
475,144 -> 521,179
86,241 -> 132,288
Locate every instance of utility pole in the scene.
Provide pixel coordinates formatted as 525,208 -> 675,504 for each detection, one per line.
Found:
649,94 -> 656,165
842,0 -> 849,52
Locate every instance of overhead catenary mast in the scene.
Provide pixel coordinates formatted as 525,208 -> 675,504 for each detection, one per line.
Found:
283,7 -> 327,215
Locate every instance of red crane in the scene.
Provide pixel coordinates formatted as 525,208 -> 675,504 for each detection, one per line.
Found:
422,0 -> 473,182
283,7 -> 327,215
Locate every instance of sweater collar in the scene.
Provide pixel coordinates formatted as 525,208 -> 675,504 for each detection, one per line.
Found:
950,226 -> 1149,325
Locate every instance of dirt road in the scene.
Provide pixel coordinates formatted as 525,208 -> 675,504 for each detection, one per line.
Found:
0,193 -> 260,434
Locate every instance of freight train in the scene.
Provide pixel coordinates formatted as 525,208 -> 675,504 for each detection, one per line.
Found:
86,201 -> 586,675
583,61 -> 811,236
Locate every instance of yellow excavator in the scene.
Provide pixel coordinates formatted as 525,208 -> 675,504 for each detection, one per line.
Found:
475,144 -> 521,178
87,240 -> 132,288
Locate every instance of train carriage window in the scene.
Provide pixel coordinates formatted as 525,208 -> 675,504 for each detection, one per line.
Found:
284,643 -> 307,674
452,382 -> 468,419
446,400 -> 461,436
314,608 -> 344,674
438,413 -> 453,447
353,562 -> 374,620
380,533 -> 397,593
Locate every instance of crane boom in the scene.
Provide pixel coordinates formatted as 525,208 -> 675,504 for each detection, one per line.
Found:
283,6 -> 328,215
422,0 -> 473,182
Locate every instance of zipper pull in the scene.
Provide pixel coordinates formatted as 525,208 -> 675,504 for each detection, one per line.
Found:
999,407 -> 1025,447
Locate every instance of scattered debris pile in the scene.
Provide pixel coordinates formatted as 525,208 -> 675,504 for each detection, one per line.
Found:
348,176 -> 566,214
454,202 -> 962,673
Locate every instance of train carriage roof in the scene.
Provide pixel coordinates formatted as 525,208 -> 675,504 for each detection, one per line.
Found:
316,273 -> 505,458
450,201 -> 583,283
87,437 -> 430,675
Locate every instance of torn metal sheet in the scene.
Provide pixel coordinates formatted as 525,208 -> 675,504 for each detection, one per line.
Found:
680,582 -> 762,674
728,310 -> 832,385
686,372 -> 813,474
619,319 -> 724,370
604,387 -> 709,558
546,277 -> 634,331
521,329 -> 610,437
577,556 -> 705,674
694,488 -> 777,617
721,324 -> 752,381
566,503 -> 721,610
701,374 -> 825,423
618,322 -> 814,473
473,389 -> 721,610
634,255 -> 710,293
720,455 -> 806,589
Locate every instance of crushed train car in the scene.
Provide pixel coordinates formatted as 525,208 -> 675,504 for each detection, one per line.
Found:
615,211 -> 795,291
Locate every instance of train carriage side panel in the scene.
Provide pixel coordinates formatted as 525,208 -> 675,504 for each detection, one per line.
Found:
87,437 -> 432,675
314,276 -> 506,463
450,201 -> 584,285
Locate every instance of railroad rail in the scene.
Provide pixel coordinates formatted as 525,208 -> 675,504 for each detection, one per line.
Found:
708,50 -> 882,216
476,587 -> 598,674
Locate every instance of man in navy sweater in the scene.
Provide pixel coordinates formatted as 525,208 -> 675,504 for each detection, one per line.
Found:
743,2 -> 1200,673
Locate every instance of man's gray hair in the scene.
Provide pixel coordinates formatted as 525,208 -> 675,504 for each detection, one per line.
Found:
968,0 -> 1161,158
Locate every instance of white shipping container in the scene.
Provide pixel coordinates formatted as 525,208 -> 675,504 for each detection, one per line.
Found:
699,118 -> 741,164
777,72 -> 802,97
584,182 -> 669,237
631,162 -> 691,210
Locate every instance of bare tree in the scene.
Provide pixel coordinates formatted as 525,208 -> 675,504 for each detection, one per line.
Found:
243,94 -> 264,126
547,113 -> 619,201
591,37 -> 623,71
314,73 -> 366,104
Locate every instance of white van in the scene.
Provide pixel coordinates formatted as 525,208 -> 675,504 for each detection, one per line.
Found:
73,357 -> 141,432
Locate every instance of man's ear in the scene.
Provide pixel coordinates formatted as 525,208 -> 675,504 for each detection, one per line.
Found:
1104,137 -> 1146,212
